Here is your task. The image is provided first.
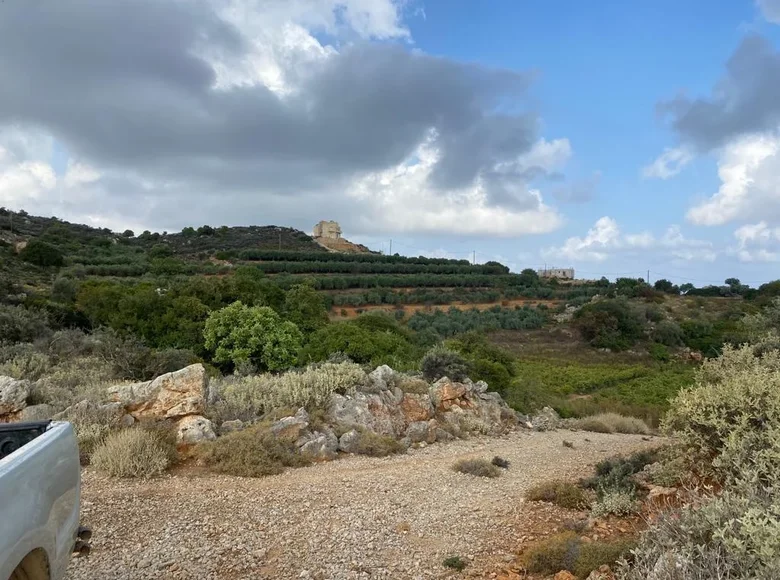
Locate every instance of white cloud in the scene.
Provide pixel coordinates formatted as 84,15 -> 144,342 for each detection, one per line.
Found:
687,132 -> 780,226
732,221 -> 780,262
505,138 -> 571,174
346,136 -> 564,236
544,217 -> 716,262
758,0 -> 780,24
642,146 -> 694,179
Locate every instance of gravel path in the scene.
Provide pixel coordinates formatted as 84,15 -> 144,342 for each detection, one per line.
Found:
66,430 -> 657,580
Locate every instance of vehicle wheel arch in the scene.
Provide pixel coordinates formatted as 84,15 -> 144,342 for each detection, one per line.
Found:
9,547 -> 51,580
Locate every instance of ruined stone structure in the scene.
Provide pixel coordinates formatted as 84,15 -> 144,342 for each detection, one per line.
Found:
313,220 -> 341,240
537,267 -> 575,280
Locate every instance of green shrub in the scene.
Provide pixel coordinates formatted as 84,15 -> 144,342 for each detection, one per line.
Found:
652,320 -> 684,346
19,240 -> 64,267
351,430 -> 404,457
452,458 -> 501,478
442,556 -> 467,571
582,451 -> 656,495
523,532 -> 635,578
300,320 -> 418,367
662,343 -> 780,487
398,377 -> 430,394
574,299 -> 645,350
91,428 -> 175,478
421,347 -> 470,382
648,342 -> 670,362
569,413 -> 651,435
0,305 -> 51,345
525,480 -> 589,510
619,488 -> 780,579
197,425 -> 310,477
591,489 -> 638,518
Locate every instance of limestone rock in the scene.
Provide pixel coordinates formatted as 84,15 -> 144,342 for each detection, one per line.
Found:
405,421 -> 433,444
271,409 -> 309,440
554,571 -> 576,580
531,406 -> 561,431
18,403 -> 54,421
119,414 -> 136,427
328,392 -> 404,437
400,393 -> 434,423
176,415 -> 216,444
220,419 -> 244,434
0,376 -> 30,416
107,364 -> 206,420
53,399 -> 125,423
586,565 -> 615,580
367,365 -> 397,392
473,380 -> 488,394
338,429 -> 360,453
298,429 -> 338,460
430,379 -> 467,411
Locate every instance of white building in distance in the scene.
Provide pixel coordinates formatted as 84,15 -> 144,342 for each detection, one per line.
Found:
537,267 -> 575,280
313,220 -> 342,239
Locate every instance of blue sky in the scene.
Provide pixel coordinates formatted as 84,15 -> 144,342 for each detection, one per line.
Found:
2,0 -> 780,286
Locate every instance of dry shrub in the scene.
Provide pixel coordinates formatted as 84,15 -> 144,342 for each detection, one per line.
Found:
398,377 -> 430,395
197,425 -> 310,477
591,489 -> 639,518
526,480 -> 589,510
351,430 -> 404,457
523,531 -> 634,578
570,413 -> 651,435
91,428 -> 174,478
453,458 -> 501,478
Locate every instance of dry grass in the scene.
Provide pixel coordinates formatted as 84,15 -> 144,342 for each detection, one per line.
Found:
351,430 -> 404,457
525,480 -> 589,510
196,424 -> 311,477
452,458 -> 501,478
569,413 -> 651,435
91,428 -> 175,478
398,377 -> 430,395
522,531 -> 635,579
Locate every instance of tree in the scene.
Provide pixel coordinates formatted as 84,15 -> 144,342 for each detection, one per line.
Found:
679,283 -> 695,294
122,229 -> 135,238
653,279 -> 677,294
19,240 -> 64,267
181,226 -> 196,237
203,301 -> 302,371
283,284 -> 329,334
518,268 -> 540,286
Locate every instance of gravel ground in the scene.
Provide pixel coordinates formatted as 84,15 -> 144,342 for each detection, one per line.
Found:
66,430 -> 658,580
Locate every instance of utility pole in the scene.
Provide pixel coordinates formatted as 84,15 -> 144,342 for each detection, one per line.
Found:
647,270 -> 650,285
389,239 -> 392,255
277,227 -> 282,251
473,250 -> 476,265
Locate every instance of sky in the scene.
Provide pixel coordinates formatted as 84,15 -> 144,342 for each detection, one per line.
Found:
2,0 -> 780,286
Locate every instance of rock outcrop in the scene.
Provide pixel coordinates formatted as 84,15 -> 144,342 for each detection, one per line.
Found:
0,376 -> 30,419
107,364 -> 207,419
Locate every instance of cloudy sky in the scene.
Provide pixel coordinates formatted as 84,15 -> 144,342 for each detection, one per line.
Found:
2,0 -> 780,285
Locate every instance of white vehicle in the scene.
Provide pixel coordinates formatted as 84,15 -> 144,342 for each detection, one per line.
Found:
0,421 -> 91,580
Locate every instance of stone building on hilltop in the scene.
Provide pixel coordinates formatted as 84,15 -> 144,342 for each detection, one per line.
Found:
537,267 -> 575,280
313,220 -> 341,240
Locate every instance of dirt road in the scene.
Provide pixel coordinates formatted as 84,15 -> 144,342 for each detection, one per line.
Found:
66,430 -> 656,580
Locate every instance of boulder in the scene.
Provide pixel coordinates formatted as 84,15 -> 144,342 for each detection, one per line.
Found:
585,565 -> 615,580
473,380 -> 489,394
328,392 -> 404,437
554,572 -> 576,580
0,376 -> 30,416
531,406 -> 561,431
176,415 -> 216,444
220,419 -> 244,434
107,364 -> 207,420
271,408 -> 309,440
119,414 -> 136,428
18,403 -> 54,422
298,429 -> 338,460
430,379 -> 467,411
405,421 -> 433,444
338,429 -> 360,453
53,399 -> 125,423
400,393 -> 434,423
366,365 -> 397,392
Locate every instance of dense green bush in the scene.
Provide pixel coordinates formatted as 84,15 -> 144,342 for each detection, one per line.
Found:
204,301 -> 303,371
0,305 -> 51,344
19,240 -> 64,267
407,305 -> 545,337
652,320 -> 684,346
421,347 -> 470,382
574,299 -> 645,350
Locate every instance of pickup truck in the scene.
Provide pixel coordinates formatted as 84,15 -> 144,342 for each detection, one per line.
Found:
0,421 -> 91,580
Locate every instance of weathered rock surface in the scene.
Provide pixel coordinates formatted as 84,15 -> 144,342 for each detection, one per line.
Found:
0,376 -> 30,417
53,399 -> 125,423
531,406 -> 561,431
175,415 -> 216,444
107,364 -> 206,420
338,429 -> 360,453
220,419 -> 244,434
271,408 -> 309,440
18,403 -> 54,422
297,429 -> 338,461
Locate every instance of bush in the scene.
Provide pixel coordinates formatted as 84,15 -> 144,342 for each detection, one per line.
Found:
591,489 -> 639,518
452,458 -> 501,478
421,347 -> 470,382
0,305 -> 51,344
197,425 -> 310,477
351,430 -> 404,457
569,413 -> 651,435
574,299 -> 645,350
91,428 -> 175,478
619,488 -> 780,579
19,240 -> 64,267
398,377 -> 430,394
442,556 -> 467,571
525,480 -> 589,510
522,532 -> 634,578
582,451 -> 656,496
662,344 -> 780,487
652,320 -> 684,346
